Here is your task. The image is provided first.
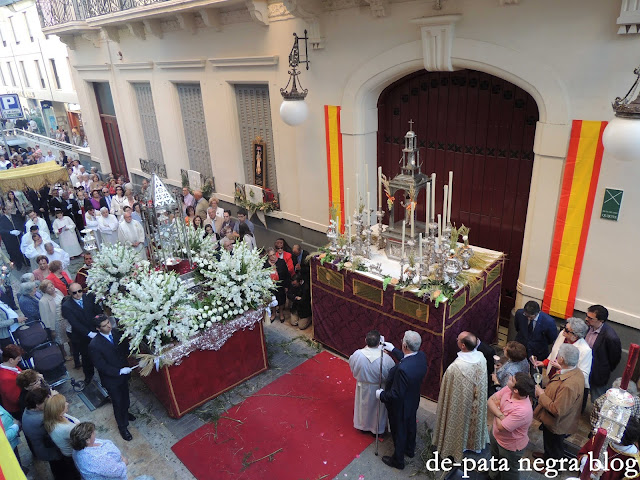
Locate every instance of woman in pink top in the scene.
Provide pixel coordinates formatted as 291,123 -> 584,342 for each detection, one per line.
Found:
32,255 -> 50,282
487,372 -> 535,480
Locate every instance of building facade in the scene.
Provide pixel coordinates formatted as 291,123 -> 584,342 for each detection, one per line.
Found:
35,0 -> 640,337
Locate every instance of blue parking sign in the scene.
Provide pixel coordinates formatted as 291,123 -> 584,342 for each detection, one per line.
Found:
0,94 -> 23,119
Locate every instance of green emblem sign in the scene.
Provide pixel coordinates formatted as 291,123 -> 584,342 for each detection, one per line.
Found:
601,188 -> 623,221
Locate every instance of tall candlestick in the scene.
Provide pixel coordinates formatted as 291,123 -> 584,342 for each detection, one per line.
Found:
355,173 -> 359,209
430,173 -> 436,221
438,214 -> 442,238
442,185 -> 448,228
401,220 -> 406,258
367,191 -> 371,227
378,166 -> 382,210
419,233 -> 423,260
621,343 -> 640,390
425,183 -> 431,232
346,187 -> 350,222
348,222 -> 352,242
447,170 -> 453,225
410,203 -> 415,238
579,428 -> 607,480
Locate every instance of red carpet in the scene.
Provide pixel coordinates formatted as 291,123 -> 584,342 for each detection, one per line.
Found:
171,350 -> 374,479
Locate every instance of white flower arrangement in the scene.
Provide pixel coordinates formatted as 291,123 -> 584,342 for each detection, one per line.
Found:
185,228 -> 219,280
87,243 -> 150,302
201,241 -> 274,313
110,269 -> 200,354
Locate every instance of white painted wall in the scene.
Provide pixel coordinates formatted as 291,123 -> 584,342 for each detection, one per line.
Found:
62,0 -> 639,325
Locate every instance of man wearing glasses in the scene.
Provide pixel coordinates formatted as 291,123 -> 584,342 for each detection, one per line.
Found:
61,283 -> 103,387
584,304 -> 621,403
514,300 -> 558,362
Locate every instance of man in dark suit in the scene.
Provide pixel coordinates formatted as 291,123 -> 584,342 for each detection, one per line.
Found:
48,188 -> 64,217
514,300 -> 558,361
61,283 -> 102,385
89,315 -> 135,441
585,304 -> 622,402
0,205 -> 24,269
99,186 -> 113,212
475,336 -> 496,396
376,331 -> 428,470
291,244 -> 310,282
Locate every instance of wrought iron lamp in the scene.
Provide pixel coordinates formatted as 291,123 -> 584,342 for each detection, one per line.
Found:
280,30 -> 310,126
603,65 -> 640,162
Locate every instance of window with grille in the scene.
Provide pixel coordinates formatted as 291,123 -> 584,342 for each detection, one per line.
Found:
19,61 -> 29,88
176,83 -> 212,178
234,84 -> 278,193
6,62 -> 15,86
133,83 -> 164,167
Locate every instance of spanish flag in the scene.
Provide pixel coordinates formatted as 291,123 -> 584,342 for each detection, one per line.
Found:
543,120 -> 606,318
324,105 -> 345,232
0,422 -> 26,480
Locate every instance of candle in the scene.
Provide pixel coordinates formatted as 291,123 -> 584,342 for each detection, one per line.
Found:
426,183 -> 431,232
621,343 -> 640,390
579,428 -> 607,480
378,166 -> 382,210
401,220 -> 406,258
431,173 -> 436,221
410,202 -> 415,238
346,187 -> 350,222
419,233 -> 423,260
447,170 -> 453,225
438,214 -> 442,238
442,185 -> 448,229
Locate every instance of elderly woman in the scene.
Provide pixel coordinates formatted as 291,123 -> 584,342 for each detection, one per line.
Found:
16,369 -> 51,416
71,422 -> 128,480
0,299 -> 25,349
18,282 -> 40,323
44,393 -> 81,458
97,207 -> 119,245
46,260 -> 72,296
492,341 -> 530,389
535,317 -> 592,393
264,247 -> 289,323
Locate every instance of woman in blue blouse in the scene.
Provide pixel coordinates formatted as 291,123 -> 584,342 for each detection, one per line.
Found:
71,422 -> 128,480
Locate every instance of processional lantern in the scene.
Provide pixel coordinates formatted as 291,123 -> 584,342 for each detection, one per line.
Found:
381,121 -> 432,260
142,174 -> 192,271
81,229 -> 98,251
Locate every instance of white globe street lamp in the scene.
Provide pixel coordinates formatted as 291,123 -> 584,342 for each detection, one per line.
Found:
280,30 -> 310,127
602,66 -> 640,162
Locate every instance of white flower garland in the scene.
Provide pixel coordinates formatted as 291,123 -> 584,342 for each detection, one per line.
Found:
87,243 -> 149,302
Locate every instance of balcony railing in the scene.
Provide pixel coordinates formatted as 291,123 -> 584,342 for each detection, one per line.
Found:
36,0 -> 171,28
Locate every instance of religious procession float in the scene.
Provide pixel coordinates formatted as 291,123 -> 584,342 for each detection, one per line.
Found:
311,123 -> 505,401
85,175 -> 275,418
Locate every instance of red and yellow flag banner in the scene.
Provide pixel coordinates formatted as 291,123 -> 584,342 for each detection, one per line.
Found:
0,422 -> 26,480
543,120 -> 606,318
324,105 -> 345,233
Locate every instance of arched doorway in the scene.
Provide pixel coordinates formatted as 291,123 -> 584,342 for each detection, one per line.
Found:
377,69 -> 539,321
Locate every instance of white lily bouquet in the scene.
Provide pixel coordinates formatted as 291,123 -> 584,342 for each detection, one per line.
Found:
87,243 -> 150,301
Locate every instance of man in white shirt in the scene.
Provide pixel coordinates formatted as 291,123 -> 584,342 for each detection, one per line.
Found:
44,242 -> 70,272
43,150 -> 56,163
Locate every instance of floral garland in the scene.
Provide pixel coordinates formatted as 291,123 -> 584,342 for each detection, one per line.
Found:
110,269 -> 200,355
87,243 -> 149,302
234,188 -> 278,214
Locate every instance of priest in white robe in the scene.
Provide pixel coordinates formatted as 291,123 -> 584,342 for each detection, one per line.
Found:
118,211 -> 146,261
434,331 -> 489,462
44,242 -> 70,273
349,330 -> 395,435
97,207 -> 119,245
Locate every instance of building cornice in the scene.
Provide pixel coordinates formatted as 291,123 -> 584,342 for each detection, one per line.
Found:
208,55 -> 278,67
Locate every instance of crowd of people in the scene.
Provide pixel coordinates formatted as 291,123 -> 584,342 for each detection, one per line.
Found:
349,300 -> 628,478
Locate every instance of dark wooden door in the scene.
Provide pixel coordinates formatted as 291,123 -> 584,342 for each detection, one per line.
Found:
377,69 -> 539,321
99,114 -> 128,179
